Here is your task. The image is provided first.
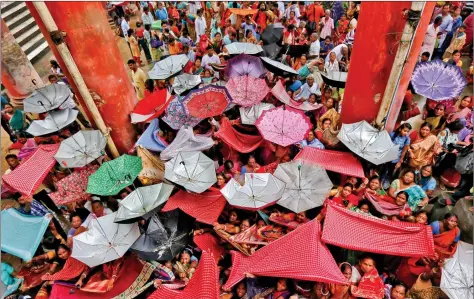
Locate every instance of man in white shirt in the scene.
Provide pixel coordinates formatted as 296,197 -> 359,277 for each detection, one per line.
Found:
201,46 -> 220,70
195,8 -> 207,42
80,200 -> 111,230
308,33 -> 320,58
121,16 -> 130,41
325,43 -> 348,63
141,6 -> 154,26
319,9 -> 334,40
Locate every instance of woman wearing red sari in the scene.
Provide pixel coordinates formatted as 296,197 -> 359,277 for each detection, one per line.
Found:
351,255 -> 384,299
430,213 -> 461,260
334,14 -> 349,45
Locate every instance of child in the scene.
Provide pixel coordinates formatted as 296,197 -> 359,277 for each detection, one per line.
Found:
444,24 -> 466,59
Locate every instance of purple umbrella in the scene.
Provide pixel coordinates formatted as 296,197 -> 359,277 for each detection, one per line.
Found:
162,96 -> 203,130
411,60 -> 467,101
225,54 -> 266,79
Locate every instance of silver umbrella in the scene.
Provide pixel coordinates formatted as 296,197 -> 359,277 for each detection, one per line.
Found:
225,42 -> 263,55
149,54 -> 189,80
54,130 -> 107,168
26,108 -> 78,136
239,103 -> 275,125
441,241 -> 473,299
23,84 -> 74,113
172,74 -> 202,95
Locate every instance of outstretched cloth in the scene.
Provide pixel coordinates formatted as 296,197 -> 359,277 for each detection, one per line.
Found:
49,165 -> 99,205
223,220 -> 346,290
161,189 -> 226,225
214,118 -> 263,153
42,257 -> 88,281
321,203 -> 435,258
271,81 -> 323,111
365,192 -> 408,216
135,118 -> 168,152
2,144 -> 60,196
194,233 -> 226,263
294,147 -> 365,178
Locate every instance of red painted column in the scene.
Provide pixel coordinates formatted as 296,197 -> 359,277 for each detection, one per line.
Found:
26,2 -> 137,153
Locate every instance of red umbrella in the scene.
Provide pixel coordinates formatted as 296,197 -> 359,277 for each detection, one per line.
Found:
130,89 -> 172,123
225,75 -> 270,107
49,165 -> 99,205
182,85 -> 233,118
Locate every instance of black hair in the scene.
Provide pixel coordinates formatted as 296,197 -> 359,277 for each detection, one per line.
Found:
50,60 -> 60,68
392,123 -> 412,139
358,253 -> 376,266
91,199 -> 103,206
143,6 -> 149,12
444,213 -> 458,220
420,122 -> 433,131
69,212 -> 82,222
48,74 -> 58,81
434,16 -> 443,25
447,119 -> 465,132
396,191 -> 409,201
145,79 -> 155,93
56,244 -> 70,256
127,59 -> 136,64
5,154 -> 18,160
421,51 -> 431,58
136,22 -> 141,27
340,262 -> 352,273
127,28 -> 134,36
358,199 -> 371,208
391,282 -> 408,293
368,175 -> 381,184
206,45 -> 213,50
145,24 -> 151,31
246,29 -> 252,37
452,49 -> 460,55
400,168 -> 416,179
342,183 -> 354,190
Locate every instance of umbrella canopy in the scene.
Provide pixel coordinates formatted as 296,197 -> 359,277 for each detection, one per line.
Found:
260,24 -> 284,45
337,120 -> 399,165
72,212 -> 140,267
160,126 -> 214,161
172,74 -> 202,95
273,160 -> 332,213
26,108 -> 78,136
182,85 -> 232,118
262,43 -> 282,60
115,183 -> 174,223
260,57 -> 298,77
49,164 -> 99,205
54,130 -> 107,168
255,106 -> 312,147
226,76 -> 270,107
225,54 -> 266,78
240,103 -> 275,125
130,89 -> 172,123
441,241 -> 473,299
221,173 -> 285,210
164,151 -> 216,193
411,60 -> 467,100
286,44 -> 309,58
321,71 -> 348,89
225,42 -> 263,55
23,84 -> 74,113
86,154 -> 143,196
162,95 -> 203,130
149,54 -> 189,80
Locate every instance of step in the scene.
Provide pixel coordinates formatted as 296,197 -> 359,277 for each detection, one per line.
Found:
1,1 -> 21,11
22,33 -> 44,55
5,8 -> 30,30
10,17 -> 35,38
27,41 -> 50,62
15,24 -> 41,47
1,2 -> 26,21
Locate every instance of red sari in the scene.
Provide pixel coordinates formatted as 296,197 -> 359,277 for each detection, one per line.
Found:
350,268 -> 384,299
335,19 -> 349,44
433,227 -> 460,260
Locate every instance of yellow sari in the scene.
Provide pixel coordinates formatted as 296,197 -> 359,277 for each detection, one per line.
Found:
318,108 -> 340,130
409,134 -> 440,168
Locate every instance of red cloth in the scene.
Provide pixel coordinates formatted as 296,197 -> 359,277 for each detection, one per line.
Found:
162,189 -> 226,225
215,118 -> 263,153
2,144 -> 60,196
350,268 -> 385,299
49,165 -> 99,205
433,227 -> 460,260
42,257 -> 88,281
194,233 -> 226,263
223,220 -> 346,290
294,147 -> 365,178
149,251 -> 220,299
333,194 -> 359,207
321,203 -> 435,258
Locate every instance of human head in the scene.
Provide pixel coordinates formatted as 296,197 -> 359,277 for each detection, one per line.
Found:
300,55 -> 307,65
359,254 -> 376,274
195,58 -> 201,68
70,213 -> 82,229
143,6 -> 149,12
245,29 -> 253,39
395,123 -> 412,136
325,36 -> 331,44
340,262 -> 352,281
145,79 -> 155,93
215,32 -> 222,40
341,45 -> 349,56
368,176 -> 381,191
326,97 -> 334,108
421,165 -> 433,178
157,2 -> 163,9
296,211 -> 307,223
216,172 -> 226,187
419,122 -> 433,137
325,9 -> 331,17
452,50 -> 461,61
310,33 -> 318,42
5,154 -> 19,169
415,211 -> 428,225
308,93 -> 317,104
329,52 -> 336,62
229,210 -> 239,223
400,169 -> 416,184
56,244 -> 71,260
127,28 -> 134,37
276,278 -> 288,291
240,219 -> 250,231
459,96 -> 472,109
358,200 -> 370,213
341,183 -> 353,198
434,16 -> 443,27
48,74 -> 59,84
441,4 -> 450,15
421,51 -> 430,62
458,24 -> 466,33
235,282 -> 247,297
180,250 -> 191,264
206,45 -> 214,56
3,103 -> 13,113
447,119 -> 464,134
444,213 -> 458,230
91,199 -> 104,217
247,155 -> 256,168
395,191 -> 408,206
50,60 -> 60,69
391,283 -> 407,299
127,59 -> 137,71
290,10 -> 296,18
307,130 -> 315,141
224,160 -> 234,172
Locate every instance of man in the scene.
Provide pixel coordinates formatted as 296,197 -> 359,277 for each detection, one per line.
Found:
4,154 -> 19,175
78,200 -> 110,233
183,45 -> 196,62
319,9 -> 334,40
135,22 -> 152,63
155,2 -> 168,21
223,31 -> 237,45
434,4 -> 453,59
308,32 -> 320,58
306,2 -> 325,33
201,46 -> 220,70
420,16 -> 442,59
297,131 -> 325,149
195,8 -> 207,42
16,195 -> 50,217
121,16 -> 130,40
127,59 -> 148,101
420,51 -> 431,62
325,43 -> 348,63
168,37 -> 183,55
142,6 -> 154,26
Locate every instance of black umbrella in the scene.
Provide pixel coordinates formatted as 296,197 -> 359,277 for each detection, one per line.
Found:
260,24 -> 284,45
321,71 -> 348,88
286,44 -> 309,58
260,57 -> 298,77
262,43 -> 282,60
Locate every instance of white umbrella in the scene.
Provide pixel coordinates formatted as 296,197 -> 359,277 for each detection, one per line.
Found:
114,183 -> 174,223
239,103 -> 275,125
160,126 -> 214,161
273,160 -> 332,213
54,130 -> 107,168
221,173 -> 285,210
164,151 -> 216,193
72,212 -> 140,267
26,108 -> 78,136
23,84 -> 74,113
337,120 -> 399,165
441,241 -> 473,299
172,74 -> 202,95
148,54 -> 189,80
225,42 -> 263,55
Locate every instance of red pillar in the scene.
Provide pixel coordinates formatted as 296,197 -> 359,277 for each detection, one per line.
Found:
26,2 -> 137,153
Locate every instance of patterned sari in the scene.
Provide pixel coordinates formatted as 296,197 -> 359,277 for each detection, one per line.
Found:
318,108 -> 340,130
409,134 -> 440,168
350,268 -> 385,299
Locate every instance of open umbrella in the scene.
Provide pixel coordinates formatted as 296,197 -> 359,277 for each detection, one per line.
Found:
225,76 -> 270,107
172,74 -> 202,95
262,43 -> 282,60
148,54 -> 189,80
182,85 -> 232,118
321,71 -> 348,88
240,103 -> 275,125
286,44 -> 309,58
260,57 -> 298,77
441,241 -> 473,299
273,160 -> 332,213
23,84 -> 74,113
165,151 -> 216,193
130,89 -> 172,123
225,54 -> 266,78
337,120 -> 399,165
411,60 -> 467,100
72,212 -> 140,267
160,126 -> 214,160
260,24 -> 284,45
220,173 -> 285,210
26,108 -> 78,136
86,154 -> 142,196
49,165 -> 99,205
54,130 -> 107,168
255,106 -> 312,147
225,42 -> 263,55
162,96 -> 203,130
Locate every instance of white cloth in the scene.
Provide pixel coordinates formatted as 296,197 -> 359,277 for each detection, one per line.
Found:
349,18 -> 358,30
320,17 -> 334,39
201,54 -> 220,70
121,18 -> 130,39
325,60 -> 339,72
141,11 -> 154,26
277,1 -> 285,15
309,40 -> 320,57
420,23 -> 439,58
81,209 -> 111,228
284,4 -> 300,19
437,13 -> 453,47
188,2 -> 201,15
195,16 -> 207,41
325,44 -> 348,63
295,83 -> 321,100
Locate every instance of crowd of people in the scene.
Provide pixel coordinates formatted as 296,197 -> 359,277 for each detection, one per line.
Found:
1,1 -> 473,299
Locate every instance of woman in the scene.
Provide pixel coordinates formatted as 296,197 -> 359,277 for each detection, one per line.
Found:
334,14 -> 349,45
351,255 -> 384,299
425,103 -> 446,131
150,30 -> 163,61
254,278 -> 292,299
332,183 -> 360,209
417,165 -> 436,198
407,122 -> 440,170
317,98 -> 339,130
1,103 -> 27,134
212,32 -> 223,54
364,176 -> 387,196
329,262 -> 354,299
294,75 -> 321,102
415,211 -> 429,225
385,282 -> 407,299
192,58 -> 204,75
67,213 -> 83,248
220,281 -> 247,299
389,169 -> 429,210
144,79 -> 157,97
213,172 -> 227,190
443,49 -> 463,68
430,213 -> 461,260
240,155 -> 261,174
245,29 -> 258,44
127,28 -> 142,65
315,118 -> 340,149
173,250 -> 197,283
448,95 -> 472,127
350,200 -> 372,216
444,25 -> 466,59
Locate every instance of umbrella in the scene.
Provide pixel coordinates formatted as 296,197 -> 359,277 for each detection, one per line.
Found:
441,241 -> 473,299
164,151 -> 216,193
273,160 -> 332,213
160,126 -> 214,160
220,173 -> 285,210
172,74 -> 202,95
148,54 -> 189,80
229,8 -> 258,16
72,212 -> 140,267
337,120 -> 399,165
321,71 -> 348,89
262,43 -> 282,60
239,103 -> 275,125
225,54 -> 266,78
26,108 -> 78,136
182,85 -> 232,118
260,57 -> 298,77
54,130 -> 107,168
23,84 -> 74,113
255,106 -> 312,147
225,76 -> 270,107
225,42 -> 263,55
260,24 -> 284,45
162,95 -> 203,130
130,89 -> 172,123
86,154 -> 143,196
115,183 -> 174,223
286,44 -> 309,58
411,60 -> 467,100
49,165 -> 99,205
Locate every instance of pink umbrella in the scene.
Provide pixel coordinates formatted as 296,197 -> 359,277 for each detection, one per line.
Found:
49,165 -> 99,205
255,106 -> 312,147
225,76 -> 270,107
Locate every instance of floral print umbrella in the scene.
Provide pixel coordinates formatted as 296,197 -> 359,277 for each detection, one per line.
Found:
162,96 -> 203,130
182,85 -> 233,118
49,165 -> 99,205
225,76 -> 270,107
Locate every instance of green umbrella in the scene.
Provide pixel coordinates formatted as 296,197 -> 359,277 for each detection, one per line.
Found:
86,155 -> 143,196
